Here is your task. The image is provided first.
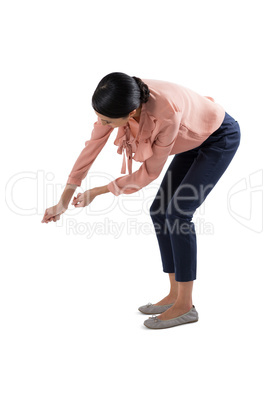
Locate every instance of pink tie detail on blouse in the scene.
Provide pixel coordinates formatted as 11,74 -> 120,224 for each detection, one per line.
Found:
67,79 -> 226,195
115,121 -> 135,175
114,114 -> 156,176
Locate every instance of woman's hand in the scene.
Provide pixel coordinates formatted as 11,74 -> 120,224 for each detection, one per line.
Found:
41,203 -> 67,224
71,189 -> 97,208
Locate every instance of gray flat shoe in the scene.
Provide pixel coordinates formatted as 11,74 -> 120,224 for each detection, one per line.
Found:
138,302 -> 174,315
143,305 -> 199,329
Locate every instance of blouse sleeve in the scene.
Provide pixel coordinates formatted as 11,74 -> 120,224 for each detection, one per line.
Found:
107,112 -> 182,195
67,117 -> 114,186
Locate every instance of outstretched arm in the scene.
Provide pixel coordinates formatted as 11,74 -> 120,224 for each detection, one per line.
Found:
71,184 -> 110,208
67,117 -> 114,186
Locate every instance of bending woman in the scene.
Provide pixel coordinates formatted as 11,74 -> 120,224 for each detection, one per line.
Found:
41,72 -> 241,330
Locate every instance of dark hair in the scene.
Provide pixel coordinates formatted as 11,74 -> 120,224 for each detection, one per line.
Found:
91,72 -> 150,118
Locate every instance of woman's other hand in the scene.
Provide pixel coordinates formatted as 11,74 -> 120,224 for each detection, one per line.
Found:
71,189 -> 97,208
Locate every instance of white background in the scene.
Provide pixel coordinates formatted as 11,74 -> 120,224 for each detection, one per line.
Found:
1,0 -> 267,401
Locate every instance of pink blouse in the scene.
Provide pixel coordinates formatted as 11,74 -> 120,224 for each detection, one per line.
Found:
67,78 -> 225,195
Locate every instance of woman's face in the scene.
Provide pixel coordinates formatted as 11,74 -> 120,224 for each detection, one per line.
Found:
95,109 -> 137,128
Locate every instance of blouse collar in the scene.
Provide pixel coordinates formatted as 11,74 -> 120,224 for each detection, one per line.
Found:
113,102 -> 157,174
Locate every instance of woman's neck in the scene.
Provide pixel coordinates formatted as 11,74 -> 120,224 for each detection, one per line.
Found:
132,104 -> 142,123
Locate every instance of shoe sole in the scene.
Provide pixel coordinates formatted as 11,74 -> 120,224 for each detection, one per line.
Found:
144,319 -> 199,329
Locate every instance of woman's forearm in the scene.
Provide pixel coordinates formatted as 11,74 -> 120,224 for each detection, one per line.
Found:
59,184 -> 110,209
59,184 -> 78,208
94,184 -> 110,196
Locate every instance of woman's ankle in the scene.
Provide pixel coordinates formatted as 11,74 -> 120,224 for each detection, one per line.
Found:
169,290 -> 178,299
154,294 -> 177,306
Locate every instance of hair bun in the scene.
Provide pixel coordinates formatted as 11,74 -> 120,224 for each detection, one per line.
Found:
132,76 -> 150,103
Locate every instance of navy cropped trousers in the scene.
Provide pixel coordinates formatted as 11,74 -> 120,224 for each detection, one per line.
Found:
149,112 -> 241,282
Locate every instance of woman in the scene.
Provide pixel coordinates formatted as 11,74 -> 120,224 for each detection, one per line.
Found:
41,72 -> 241,330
